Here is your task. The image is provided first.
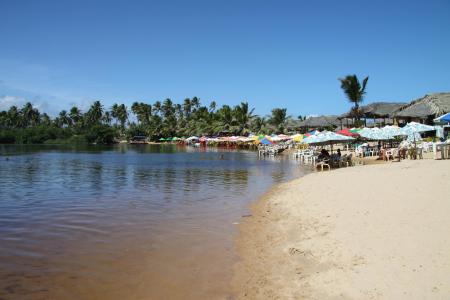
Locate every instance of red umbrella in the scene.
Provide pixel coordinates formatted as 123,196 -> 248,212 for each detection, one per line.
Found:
337,128 -> 360,137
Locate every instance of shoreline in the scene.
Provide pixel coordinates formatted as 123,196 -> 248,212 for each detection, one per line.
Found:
232,159 -> 450,299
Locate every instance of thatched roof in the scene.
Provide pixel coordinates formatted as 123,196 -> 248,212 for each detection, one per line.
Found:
298,115 -> 341,128
285,118 -> 302,130
394,93 -> 450,118
339,102 -> 407,119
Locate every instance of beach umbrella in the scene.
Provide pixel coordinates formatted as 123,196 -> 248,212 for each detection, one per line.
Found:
395,122 -> 436,143
379,125 -> 403,140
186,136 -> 199,141
259,138 -> 272,145
434,112 -> 450,124
302,131 -> 354,145
270,135 -> 282,142
358,128 -> 385,140
277,134 -> 291,140
308,130 -> 321,135
159,137 -> 166,141
291,134 -> 303,142
403,122 -> 436,133
337,128 -> 360,137
199,136 -> 207,142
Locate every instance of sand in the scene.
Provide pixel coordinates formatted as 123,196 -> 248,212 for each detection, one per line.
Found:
232,159 -> 450,299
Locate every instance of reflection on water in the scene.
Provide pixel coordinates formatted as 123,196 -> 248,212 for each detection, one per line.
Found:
0,144 -> 309,299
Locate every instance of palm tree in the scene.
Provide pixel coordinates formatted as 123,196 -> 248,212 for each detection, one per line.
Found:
251,116 -> 266,134
20,102 -> 40,127
103,111 -> 112,125
191,97 -> 200,112
69,106 -> 82,127
183,98 -> 192,119
58,110 -> 71,127
116,104 -> 128,131
215,105 -> 235,133
339,74 -> 369,121
6,106 -> 20,128
41,113 -> 51,126
209,101 -> 216,113
234,102 -> 255,135
269,108 -> 287,133
153,101 -> 162,116
86,101 -> 103,125
111,103 -> 119,125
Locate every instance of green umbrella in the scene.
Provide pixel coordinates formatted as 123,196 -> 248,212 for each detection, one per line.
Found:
159,138 -> 166,141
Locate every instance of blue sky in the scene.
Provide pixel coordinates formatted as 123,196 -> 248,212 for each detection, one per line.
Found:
1,0 -> 449,117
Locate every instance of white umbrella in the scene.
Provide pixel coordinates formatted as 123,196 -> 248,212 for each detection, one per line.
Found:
302,131 -> 354,145
395,122 -> 436,144
359,127 -> 390,140
186,136 -> 199,141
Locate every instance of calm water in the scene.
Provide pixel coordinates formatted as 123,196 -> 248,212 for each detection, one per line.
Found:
0,144 -> 310,300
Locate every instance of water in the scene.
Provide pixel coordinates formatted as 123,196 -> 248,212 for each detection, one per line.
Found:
0,144 -> 310,299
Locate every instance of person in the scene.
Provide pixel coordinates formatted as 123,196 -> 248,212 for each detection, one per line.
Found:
336,149 -> 341,158
317,149 -> 330,161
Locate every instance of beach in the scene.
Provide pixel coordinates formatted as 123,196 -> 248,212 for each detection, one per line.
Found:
232,159 -> 450,299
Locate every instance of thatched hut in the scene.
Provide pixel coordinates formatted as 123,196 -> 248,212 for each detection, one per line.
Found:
285,118 -> 302,133
393,93 -> 450,124
298,115 -> 342,131
339,102 -> 406,126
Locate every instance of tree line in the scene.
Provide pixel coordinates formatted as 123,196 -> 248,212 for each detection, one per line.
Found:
0,74 -> 368,144
0,97 -> 298,144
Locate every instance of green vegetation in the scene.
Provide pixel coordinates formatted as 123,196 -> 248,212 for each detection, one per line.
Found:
339,74 -> 369,121
0,98 -> 292,144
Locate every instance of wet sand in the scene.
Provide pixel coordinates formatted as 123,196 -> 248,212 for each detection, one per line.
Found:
232,159 -> 450,299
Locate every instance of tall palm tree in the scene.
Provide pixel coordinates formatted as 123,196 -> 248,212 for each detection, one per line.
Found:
153,101 -> 162,116
215,105 -> 235,133
251,116 -> 266,134
20,102 -> 40,127
140,103 -> 152,125
58,110 -> 71,127
209,101 -> 216,113
191,97 -> 200,112
103,111 -> 112,125
86,101 -> 103,125
234,102 -> 255,135
111,103 -> 119,125
339,74 -> 369,120
7,106 -> 20,128
116,104 -> 128,131
69,106 -> 82,127
41,113 -> 51,126
183,98 -> 192,119
269,108 -> 287,133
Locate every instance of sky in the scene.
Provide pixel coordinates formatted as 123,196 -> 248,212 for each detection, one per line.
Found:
1,0 -> 450,117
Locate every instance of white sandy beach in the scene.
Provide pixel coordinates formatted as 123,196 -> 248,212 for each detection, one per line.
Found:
233,159 -> 450,299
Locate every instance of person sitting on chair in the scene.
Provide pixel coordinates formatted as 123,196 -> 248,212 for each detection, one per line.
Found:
317,149 -> 330,162
336,149 -> 341,158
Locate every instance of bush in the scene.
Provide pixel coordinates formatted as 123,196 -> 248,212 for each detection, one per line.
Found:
85,125 -> 116,144
0,130 -> 16,143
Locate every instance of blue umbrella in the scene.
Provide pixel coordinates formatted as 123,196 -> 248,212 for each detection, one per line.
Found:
260,138 -> 272,145
434,112 -> 450,123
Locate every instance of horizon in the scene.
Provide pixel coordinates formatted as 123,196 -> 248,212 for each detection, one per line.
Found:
1,0 -> 450,117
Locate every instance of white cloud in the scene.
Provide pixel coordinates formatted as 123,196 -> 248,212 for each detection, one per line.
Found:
0,95 -> 51,113
0,95 -> 27,111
